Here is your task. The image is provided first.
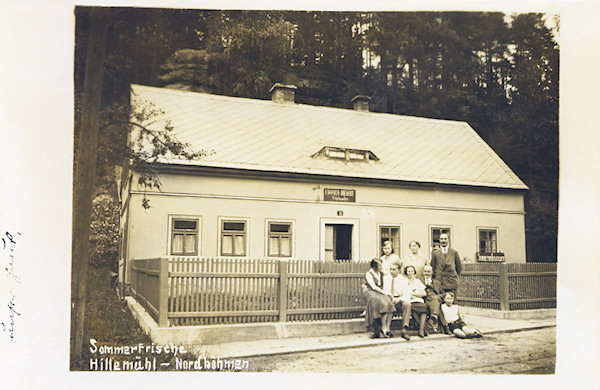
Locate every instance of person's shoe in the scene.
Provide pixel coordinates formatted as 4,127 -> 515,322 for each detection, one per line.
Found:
370,333 -> 381,339
373,319 -> 382,336
418,330 -> 426,338
427,317 -> 438,333
385,331 -> 393,338
401,328 -> 410,340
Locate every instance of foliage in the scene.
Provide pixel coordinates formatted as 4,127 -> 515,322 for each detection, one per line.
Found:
73,265 -> 198,370
127,100 -> 214,208
89,196 -> 120,269
77,8 -> 559,262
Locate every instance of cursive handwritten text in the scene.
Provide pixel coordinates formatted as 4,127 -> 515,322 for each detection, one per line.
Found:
2,230 -> 22,342
1,290 -> 19,341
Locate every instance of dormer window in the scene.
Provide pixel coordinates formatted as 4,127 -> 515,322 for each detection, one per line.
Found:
327,148 -> 346,159
348,151 -> 365,160
313,146 -> 379,162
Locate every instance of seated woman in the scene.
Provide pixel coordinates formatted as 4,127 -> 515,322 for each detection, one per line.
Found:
364,258 -> 396,338
402,265 -> 429,338
440,292 -> 482,339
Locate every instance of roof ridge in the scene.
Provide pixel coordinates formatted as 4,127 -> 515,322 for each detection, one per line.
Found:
131,84 -> 471,127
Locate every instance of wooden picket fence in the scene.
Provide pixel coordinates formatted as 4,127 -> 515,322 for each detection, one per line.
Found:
129,257 -> 168,326
130,257 -> 369,326
129,257 -> 556,327
457,263 -> 556,310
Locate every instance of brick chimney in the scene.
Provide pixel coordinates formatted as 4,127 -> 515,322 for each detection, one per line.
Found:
269,83 -> 297,103
351,95 -> 371,112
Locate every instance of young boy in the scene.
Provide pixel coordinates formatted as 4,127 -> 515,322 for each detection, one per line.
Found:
440,292 -> 482,339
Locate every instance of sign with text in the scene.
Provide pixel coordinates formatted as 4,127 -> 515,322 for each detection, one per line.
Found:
476,252 -> 505,262
324,188 -> 356,202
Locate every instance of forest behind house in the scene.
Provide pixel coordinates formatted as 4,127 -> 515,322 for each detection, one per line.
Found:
75,8 -> 559,266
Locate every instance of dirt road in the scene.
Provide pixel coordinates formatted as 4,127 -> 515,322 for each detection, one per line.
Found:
248,327 -> 555,374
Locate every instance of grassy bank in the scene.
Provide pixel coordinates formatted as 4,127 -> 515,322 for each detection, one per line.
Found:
72,265 -> 196,371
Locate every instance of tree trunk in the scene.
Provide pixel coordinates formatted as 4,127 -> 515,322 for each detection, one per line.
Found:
71,7 -> 108,369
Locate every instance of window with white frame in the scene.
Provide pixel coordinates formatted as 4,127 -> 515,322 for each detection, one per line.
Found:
431,227 -> 451,251
171,218 -> 198,255
313,146 -> 380,162
379,225 -> 401,257
220,220 -> 247,256
478,228 -> 498,253
267,222 -> 292,257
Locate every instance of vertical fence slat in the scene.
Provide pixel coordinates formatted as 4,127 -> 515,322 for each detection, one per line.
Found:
158,257 -> 169,327
279,259 -> 287,322
200,257 -> 206,325
498,263 -> 509,311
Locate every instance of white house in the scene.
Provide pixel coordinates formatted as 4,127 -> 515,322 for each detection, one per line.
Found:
119,83 -> 527,286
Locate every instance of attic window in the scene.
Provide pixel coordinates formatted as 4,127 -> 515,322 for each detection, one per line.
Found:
313,146 -> 379,162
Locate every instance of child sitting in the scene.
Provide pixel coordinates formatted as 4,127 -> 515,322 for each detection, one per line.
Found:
440,292 -> 482,339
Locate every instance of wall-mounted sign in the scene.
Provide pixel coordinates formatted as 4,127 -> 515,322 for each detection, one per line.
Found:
476,252 -> 505,262
324,188 -> 356,202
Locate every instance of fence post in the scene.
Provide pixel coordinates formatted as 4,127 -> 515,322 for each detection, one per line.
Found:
498,263 -> 509,311
158,256 -> 169,327
279,259 -> 288,322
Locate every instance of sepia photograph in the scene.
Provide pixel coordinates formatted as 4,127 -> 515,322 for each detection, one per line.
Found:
1,0 -> 599,388
72,6 -> 558,374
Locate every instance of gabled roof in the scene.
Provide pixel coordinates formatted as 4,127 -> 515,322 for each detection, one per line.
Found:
130,84 -> 527,190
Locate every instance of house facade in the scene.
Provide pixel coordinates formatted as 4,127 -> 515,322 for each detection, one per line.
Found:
119,84 -> 527,285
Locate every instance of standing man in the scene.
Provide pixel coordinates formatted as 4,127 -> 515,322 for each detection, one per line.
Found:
430,233 -> 462,297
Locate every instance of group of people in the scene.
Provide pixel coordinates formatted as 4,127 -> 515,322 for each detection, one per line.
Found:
363,233 -> 481,340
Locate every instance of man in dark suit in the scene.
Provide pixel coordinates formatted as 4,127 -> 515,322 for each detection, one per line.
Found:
419,265 -> 444,332
430,233 -> 462,297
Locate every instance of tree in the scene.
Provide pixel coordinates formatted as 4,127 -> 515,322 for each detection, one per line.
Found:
508,13 -> 559,261
72,7 -> 210,368
71,6 -> 108,369
153,10 -> 559,261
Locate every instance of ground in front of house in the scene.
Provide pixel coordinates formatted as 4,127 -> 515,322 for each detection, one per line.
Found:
79,267 -> 554,374
247,327 -> 556,374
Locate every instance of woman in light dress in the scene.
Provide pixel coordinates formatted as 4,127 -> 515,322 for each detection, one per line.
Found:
402,265 -> 429,338
380,240 -> 401,277
403,240 -> 428,279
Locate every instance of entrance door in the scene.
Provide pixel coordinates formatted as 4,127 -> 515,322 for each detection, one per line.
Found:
324,224 -> 353,261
